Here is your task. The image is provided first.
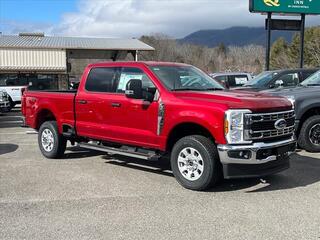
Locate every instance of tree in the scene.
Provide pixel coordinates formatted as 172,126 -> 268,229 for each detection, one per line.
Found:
270,37 -> 291,69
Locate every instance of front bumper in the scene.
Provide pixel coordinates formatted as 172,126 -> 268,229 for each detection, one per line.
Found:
217,137 -> 296,179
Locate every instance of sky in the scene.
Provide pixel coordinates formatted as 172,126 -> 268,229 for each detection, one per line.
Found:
0,0 -> 319,38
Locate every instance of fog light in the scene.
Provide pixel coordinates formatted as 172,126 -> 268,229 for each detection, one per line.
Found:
228,150 -> 252,159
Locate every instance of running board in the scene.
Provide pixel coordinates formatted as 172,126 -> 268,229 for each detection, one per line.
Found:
78,142 -> 160,161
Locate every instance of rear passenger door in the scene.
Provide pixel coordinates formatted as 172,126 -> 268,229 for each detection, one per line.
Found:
75,67 -> 121,140
75,66 -> 160,148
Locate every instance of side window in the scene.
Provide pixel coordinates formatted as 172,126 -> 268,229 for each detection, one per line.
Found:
214,76 -> 227,82
276,73 -> 299,87
116,67 -> 155,93
302,71 -> 315,81
85,67 -> 119,92
228,75 -> 248,87
214,76 -> 228,87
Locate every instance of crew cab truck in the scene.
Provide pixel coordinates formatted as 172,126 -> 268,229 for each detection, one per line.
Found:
263,70 -> 320,152
22,62 -> 296,191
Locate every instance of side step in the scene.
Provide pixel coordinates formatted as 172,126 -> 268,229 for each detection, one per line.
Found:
78,142 -> 160,161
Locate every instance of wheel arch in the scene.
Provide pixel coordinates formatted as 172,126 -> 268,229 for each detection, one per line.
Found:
35,108 -> 57,130
297,106 -> 320,136
166,122 -> 216,152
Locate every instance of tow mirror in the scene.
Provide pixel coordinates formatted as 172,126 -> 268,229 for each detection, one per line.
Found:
275,80 -> 284,88
125,79 -> 143,99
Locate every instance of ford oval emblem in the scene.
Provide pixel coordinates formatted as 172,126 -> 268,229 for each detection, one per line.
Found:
275,119 -> 287,130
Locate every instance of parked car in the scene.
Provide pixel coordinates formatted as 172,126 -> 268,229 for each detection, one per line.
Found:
262,70 -> 320,152
22,61 -> 296,191
0,90 -> 11,113
0,73 -> 62,108
237,68 -> 318,91
210,72 -> 252,88
0,74 -> 29,108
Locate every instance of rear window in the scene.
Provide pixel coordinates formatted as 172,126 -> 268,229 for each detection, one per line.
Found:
214,76 -> 227,82
0,74 -> 28,86
302,71 -> 317,81
85,67 -> 119,92
228,75 -> 249,87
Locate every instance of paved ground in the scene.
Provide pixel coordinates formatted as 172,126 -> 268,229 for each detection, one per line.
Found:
1,109 -> 320,240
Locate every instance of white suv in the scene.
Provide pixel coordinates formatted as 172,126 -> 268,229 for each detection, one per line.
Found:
0,74 -> 28,108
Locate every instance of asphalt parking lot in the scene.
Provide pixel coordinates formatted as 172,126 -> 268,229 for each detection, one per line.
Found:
0,109 -> 320,240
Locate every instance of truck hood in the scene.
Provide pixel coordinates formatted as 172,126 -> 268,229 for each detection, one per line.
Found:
262,85 -> 320,102
172,90 -> 292,112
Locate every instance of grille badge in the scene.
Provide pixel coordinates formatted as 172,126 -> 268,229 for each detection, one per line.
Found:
275,119 -> 287,130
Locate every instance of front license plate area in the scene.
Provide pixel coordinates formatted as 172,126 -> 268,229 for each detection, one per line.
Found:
276,145 -> 290,160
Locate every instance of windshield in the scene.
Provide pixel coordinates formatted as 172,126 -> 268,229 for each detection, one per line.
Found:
244,71 -> 278,87
149,65 -> 224,91
300,70 -> 320,86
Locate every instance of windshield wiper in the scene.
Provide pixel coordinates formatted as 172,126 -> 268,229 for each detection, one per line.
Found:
172,88 -> 223,91
172,88 -> 200,91
202,88 -> 224,91
306,84 -> 320,86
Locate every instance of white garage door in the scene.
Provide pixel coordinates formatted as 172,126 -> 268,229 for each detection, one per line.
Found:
0,48 -> 66,71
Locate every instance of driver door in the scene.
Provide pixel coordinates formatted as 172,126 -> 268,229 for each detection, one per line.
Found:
108,67 -> 160,149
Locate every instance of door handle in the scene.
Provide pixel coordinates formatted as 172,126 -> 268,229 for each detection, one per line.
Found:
78,100 -> 87,104
111,102 -> 121,107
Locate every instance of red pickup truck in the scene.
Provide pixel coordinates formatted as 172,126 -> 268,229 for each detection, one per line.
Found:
22,61 -> 296,190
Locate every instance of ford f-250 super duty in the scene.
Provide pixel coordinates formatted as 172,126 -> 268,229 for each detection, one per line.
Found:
22,62 -> 296,190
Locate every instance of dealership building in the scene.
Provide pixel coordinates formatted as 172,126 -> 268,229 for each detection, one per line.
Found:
0,33 -> 154,90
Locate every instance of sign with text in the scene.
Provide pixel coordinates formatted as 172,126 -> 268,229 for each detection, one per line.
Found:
250,0 -> 320,15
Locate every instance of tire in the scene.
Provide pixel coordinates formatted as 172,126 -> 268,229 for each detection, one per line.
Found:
8,97 -> 15,109
170,135 -> 220,191
38,121 -> 67,158
298,115 -> 320,152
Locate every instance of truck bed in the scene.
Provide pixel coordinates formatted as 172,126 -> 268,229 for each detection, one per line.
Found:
22,89 -> 77,131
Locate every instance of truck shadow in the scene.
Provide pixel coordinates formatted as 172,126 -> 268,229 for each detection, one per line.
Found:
102,152 -> 320,192
103,155 -> 173,177
213,153 -> 320,193
63,146 -> 103,159
0,144 -> 19,155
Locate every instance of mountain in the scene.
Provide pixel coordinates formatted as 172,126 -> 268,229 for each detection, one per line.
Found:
180,26 -> 295,47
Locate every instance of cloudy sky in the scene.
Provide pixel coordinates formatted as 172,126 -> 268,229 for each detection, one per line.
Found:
1,0 -> 320,38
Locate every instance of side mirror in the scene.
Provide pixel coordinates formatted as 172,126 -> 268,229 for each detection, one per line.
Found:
275,80 -> 284,88
125,79 -> 143,99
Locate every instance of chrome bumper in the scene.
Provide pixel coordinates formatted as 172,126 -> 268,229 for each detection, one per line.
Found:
217,137 -> 296,165
0,101 -> 10,108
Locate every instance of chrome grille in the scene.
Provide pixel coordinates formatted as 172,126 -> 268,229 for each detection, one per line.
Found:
245,110 -> 295,140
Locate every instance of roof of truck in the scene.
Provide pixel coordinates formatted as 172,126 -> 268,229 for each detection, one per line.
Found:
87,61 -> 191,68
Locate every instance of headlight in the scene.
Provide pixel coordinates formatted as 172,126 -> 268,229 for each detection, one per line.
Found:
224,109 -> 252,144
286,96 -> 295,110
